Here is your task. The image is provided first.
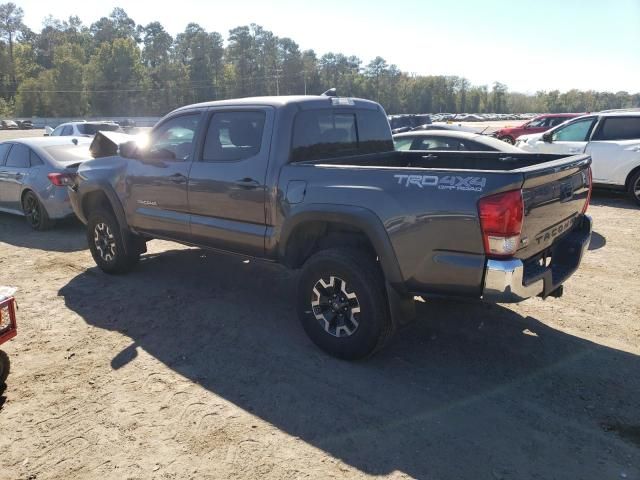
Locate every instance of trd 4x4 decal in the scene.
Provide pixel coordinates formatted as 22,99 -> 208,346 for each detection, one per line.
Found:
394,174 -> 487,192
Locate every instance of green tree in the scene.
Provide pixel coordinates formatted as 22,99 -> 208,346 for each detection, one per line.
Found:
85,37 -> 146,115
0,2 -> 25,96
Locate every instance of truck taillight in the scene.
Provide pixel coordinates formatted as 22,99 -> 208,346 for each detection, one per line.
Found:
582,167 -> 593,214
478,189 -> 524,258
47,172 -> 76,187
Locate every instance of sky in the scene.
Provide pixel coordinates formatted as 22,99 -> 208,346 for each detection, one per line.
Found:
16,0 -> 640,93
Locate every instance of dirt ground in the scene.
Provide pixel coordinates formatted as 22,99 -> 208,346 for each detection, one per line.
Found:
0,131 -> 639,480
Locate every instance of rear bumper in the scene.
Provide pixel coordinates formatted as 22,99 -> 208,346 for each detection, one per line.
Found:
40,186 -> 75,220
482,215 -> 592,303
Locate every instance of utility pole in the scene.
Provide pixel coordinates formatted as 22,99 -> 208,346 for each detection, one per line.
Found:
275,68 -> 282,96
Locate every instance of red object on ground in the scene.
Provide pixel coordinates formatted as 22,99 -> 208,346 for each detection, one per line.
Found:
0,297 -> 17,345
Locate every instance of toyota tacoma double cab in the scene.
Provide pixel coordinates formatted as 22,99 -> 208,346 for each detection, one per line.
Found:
70,94 -> 593,360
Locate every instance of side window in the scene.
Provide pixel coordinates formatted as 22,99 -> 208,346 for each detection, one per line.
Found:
596,117 -> 640,141
291,110 -> 358,161
5,144 -> 30,168
202,111 -> 266,162
393,137 -> 414,151
459,140 -> 493,151
61,125 -> 74,136
51,126 -> 63,136
0,143 -> 12,166
30,150 -> 44,167
549,117 -> 566,127
147,113 -> 201,161
552,118 -> 596,142
415,137 -> 460,150
527,118 -> 546,128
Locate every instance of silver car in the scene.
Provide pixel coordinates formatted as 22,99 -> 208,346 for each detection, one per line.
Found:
0,137 -> 93,230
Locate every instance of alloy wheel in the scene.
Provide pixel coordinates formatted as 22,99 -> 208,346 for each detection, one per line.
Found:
94,222 -> 117,263
24,195 -> 40,228
311,276 -> 361,338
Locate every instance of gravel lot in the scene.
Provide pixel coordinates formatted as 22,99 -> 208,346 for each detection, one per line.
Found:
0,129 -> 639,480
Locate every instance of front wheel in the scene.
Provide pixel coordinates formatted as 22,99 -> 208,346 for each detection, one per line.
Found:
628,170 -> 640,206
87,209 -> 140,274
297,248 -> 394,360
500,136 -> 515,145
22,191 -> 53,231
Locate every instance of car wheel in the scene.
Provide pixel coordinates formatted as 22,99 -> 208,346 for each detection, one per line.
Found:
500,136 -> 515,145
0,350 -> 9,385
629,170 -> 640,206
297,248 -> 394,360
87,209 -> 140,274
22,191 -> 53,231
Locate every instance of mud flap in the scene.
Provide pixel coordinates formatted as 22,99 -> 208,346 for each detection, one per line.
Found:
386,282 -> 416,329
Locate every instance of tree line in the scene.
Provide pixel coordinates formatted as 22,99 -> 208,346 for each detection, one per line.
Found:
0,4 -> 638,118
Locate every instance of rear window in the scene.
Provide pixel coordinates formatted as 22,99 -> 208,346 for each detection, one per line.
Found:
77,123 -> 121,135
0,143 -> 11,165
596,117 -> 640,141
43,145 -> 93,164
291,109 -> 393,162
5,144 -> 30,168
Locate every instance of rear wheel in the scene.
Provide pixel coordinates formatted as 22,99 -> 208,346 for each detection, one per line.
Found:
22,191 -> 53,231
87,209 -> 140,274
628,170 -> 640,206
297,248 -> 394,360
0,350 -> 9,385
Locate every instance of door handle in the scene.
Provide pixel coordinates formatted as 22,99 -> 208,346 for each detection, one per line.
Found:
568,148 -> 581,154
233,178 -> 260,189
169,173 -> 187,184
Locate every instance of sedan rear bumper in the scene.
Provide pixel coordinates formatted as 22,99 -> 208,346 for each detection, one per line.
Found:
482,215 -> 592,303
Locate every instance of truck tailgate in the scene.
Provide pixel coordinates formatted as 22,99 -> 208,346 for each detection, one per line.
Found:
515,154 -> 591,260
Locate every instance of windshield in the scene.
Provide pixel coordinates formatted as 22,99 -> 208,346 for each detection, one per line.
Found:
77,123 -> 121,135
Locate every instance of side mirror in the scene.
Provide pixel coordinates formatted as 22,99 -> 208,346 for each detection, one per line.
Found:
119,140 -> 139,159
542,132 -> 553,143
44,126 -> 53,136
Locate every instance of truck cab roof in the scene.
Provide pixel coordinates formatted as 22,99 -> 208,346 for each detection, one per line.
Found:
170,95 -> 383,115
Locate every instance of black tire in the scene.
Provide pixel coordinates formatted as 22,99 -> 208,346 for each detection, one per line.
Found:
628,170 -> 640,206
22,191 -> 53,231
500,136 -> 515,145
87,209 -> 140,274
297,248 -> 394,360
0,350 -> 9,385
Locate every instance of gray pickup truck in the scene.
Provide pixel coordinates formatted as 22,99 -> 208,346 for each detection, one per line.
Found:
70,94 -> 593,359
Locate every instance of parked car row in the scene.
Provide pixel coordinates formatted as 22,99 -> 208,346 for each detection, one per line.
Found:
0,119 -> 33,130
493,113 -> 584,144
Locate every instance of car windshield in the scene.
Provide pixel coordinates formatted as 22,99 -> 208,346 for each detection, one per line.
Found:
77,123 -> 121,135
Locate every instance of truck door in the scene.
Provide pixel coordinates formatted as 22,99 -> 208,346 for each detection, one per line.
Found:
187,107 -> 274,257
125,112 -> 203,241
